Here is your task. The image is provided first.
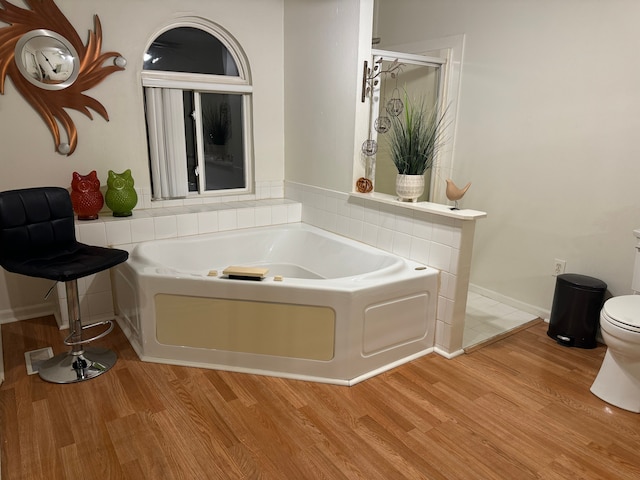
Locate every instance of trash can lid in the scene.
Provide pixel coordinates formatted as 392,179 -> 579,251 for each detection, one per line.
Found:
557,273 -> 607,291
603,295 -> 640,328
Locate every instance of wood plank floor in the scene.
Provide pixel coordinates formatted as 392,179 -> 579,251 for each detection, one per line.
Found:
2,316 -> 639,479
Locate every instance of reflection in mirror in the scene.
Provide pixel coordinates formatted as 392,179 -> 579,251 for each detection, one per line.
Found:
371,53 -> 444,202
15,29 -> 79,90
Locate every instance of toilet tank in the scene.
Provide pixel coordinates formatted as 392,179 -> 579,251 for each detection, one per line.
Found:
633,228 -> 640,293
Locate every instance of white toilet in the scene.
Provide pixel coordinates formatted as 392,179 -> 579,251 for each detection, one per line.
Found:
590,228 -> 640,412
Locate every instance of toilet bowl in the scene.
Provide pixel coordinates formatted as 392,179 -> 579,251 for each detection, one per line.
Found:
590,295 -> 640,412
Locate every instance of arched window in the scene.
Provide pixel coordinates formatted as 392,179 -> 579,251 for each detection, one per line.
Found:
142,20 -> 253,199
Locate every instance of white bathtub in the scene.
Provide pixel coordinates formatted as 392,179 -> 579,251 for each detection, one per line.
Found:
113,223 -> 439,385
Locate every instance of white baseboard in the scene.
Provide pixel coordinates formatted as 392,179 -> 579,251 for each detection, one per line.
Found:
468,283 -> 551,320
0,303 -> 58,325
434,347 -> 465,359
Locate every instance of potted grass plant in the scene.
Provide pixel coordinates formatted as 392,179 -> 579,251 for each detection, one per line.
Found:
388,94 -> 447,202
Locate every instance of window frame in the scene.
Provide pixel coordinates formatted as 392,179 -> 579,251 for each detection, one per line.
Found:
142,18 -> 254,199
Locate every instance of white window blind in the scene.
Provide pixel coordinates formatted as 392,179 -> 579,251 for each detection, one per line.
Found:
145,87 -> 189,199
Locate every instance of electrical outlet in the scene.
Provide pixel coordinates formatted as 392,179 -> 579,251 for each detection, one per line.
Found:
553,259 -> 566,276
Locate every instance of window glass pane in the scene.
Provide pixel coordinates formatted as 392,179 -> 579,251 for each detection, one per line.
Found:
201,93 -> 245,190
144,27 -> 239,76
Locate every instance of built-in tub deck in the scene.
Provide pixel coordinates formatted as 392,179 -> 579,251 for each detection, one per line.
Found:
113,223 -> 439,385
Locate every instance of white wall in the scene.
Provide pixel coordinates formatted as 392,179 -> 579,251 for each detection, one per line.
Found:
0,0 -> 285,319
377,0 -> 640,313
284,0 -> 372,193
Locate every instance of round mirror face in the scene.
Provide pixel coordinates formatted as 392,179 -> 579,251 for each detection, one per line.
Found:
15,29 -> 79,90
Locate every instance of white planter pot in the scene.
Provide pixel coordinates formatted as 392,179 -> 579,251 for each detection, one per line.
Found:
396,174 -> 425,202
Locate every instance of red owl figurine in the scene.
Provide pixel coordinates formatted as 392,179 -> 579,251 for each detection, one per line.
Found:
70,171 -> 104,220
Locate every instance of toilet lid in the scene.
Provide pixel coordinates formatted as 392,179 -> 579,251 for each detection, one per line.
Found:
602,296 -> 640,330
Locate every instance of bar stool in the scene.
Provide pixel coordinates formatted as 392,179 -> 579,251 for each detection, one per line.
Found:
0,187 -> 129,383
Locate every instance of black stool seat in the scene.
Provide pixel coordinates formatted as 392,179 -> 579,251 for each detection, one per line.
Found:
0,187 -> 128,281
0,243 -> 128,282
0,186 -> 129,383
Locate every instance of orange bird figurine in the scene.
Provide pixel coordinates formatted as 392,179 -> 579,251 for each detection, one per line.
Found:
445,179 -> 471,209
445,179 -> 471,201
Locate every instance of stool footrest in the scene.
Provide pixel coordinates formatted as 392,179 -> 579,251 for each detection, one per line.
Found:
64,319 -> 115,346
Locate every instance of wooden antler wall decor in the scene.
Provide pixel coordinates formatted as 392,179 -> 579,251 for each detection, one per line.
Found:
0,0 -> 126,155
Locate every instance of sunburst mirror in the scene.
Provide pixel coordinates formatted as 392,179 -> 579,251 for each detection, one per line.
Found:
0,0 -> 126,155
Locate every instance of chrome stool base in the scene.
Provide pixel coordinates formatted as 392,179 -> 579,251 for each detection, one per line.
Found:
37,279 -> 118,384
38,346 -> 117,384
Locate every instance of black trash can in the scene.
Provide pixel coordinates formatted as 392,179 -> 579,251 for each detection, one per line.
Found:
547,273 -> 607,348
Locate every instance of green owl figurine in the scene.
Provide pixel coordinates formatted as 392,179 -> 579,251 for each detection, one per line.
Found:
105,169 -> 138,217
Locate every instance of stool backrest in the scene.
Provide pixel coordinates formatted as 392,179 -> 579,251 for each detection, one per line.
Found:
0,187 -> 77,261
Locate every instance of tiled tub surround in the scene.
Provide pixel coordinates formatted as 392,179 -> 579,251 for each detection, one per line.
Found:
55,180 -> 485,360
285,181 -> 487,357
